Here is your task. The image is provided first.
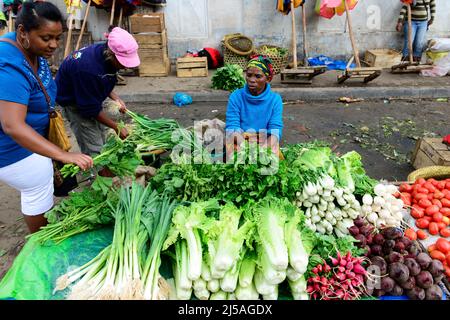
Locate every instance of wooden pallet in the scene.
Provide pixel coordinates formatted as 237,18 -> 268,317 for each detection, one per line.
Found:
411,137 -> 450,169
280,66 -> 327,84
391,61 -> 433,74
338,67 -> 382,84
176,57 -> 208,78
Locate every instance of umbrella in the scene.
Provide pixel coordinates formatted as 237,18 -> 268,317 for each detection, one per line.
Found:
315,0 -> 358,19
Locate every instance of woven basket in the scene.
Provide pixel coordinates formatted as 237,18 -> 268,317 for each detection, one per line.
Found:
223,33 -> 254,56
254,44 -> 289,75
222,43 -> 251,70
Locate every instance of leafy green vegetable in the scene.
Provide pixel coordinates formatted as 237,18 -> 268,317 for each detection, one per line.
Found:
211,64 -> 246,92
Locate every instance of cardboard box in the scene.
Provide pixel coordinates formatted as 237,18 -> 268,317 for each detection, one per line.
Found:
411,138 -> 450,169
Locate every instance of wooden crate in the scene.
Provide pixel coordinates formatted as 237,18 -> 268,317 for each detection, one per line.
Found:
139,56 -> 171,77
129,13 -> 165,34
134,30 -> 167,49
411,138 -> 450,169
176,57 -> 208,78
365,49 -> 402,68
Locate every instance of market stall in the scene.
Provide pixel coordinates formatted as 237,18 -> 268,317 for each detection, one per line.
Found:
0,108 -> 449,300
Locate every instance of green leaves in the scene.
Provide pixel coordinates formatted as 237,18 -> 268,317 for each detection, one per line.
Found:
211,64 -> 246,92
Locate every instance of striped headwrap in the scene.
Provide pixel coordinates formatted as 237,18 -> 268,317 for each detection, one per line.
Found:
246,55 -> 274,82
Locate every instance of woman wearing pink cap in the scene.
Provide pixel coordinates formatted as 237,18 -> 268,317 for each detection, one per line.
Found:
55,26 -> 140,162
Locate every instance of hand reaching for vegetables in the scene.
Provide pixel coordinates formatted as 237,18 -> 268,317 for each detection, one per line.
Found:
118,127 -> 128,140
59,152 -> 94,171
116,98 -> 127,114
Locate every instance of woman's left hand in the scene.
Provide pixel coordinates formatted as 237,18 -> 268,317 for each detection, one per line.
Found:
116,98 -> 127,113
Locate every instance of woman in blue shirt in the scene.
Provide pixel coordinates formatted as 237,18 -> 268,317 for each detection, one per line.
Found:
225,55 -> 283,156
0,2 -> 93,233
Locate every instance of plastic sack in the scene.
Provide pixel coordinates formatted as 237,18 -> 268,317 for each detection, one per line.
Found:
0,227 -> 113,300
428,38 -> 450,52
173,93 -> 193,107
308,55 -> 356,70
421,52 -> 450,77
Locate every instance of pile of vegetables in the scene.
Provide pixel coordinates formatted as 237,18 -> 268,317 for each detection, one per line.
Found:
360,183 -> 405,229
352,221 -> 445,300
398,178 -> 450,238
211,64 -> 246,92
162,197 -> 314,300
53,183 -> 178,300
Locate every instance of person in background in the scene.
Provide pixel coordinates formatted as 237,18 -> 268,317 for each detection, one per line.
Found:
0,1 -> 93,234
396,0 -> 436,62
55,26 -> 140,159
225,55 -> 283,157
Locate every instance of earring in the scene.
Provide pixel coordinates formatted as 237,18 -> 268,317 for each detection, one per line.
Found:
23,37 -> 31,50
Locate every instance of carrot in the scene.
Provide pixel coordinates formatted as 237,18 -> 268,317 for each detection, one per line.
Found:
431,250 -> 447,262
404,228 -> 417,241
417,230 -> 428,240
429,222 -> 439,235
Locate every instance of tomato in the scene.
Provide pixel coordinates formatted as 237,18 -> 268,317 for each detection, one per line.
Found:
404,228 -> 417,241
415,193 -> 428,202
433,212 -> 444,223
441,207 -> 450,217
393,191 -> 400,198
434,191 -> 445,200
443,189 -> 450,196
400,193 -> 411,206
441,198 -> 450,208
417,230 -> 428,240
417,178 -> 426,185
425,205 -> 440,216
418,198 -> 432,208
438,222 -> 447,230
437,181 -> 446,190
418,187 -> 430,194
440,228 -> 450,238
416,218 -> 430,229
436,238 -> 450,254
399,183 -> 412,193
428,194 -> 434,200
424,182 -> 437,193
430,250 -> 446,261
428,178 -> 439,186
423,216 -> 433,222
446,253 -> 450,266
443,216 -> 450,226
428,244 -> 437,253
446,182 -> 450,189
411,208 -> 424,219
429,222 -> 440,235
432,199 -> 443,208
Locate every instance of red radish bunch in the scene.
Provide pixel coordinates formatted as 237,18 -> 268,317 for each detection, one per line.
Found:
306,251 -> 368,300
397,178 -> 450,238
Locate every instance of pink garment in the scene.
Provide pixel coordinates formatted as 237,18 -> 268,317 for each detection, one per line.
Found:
106,27 -> 140,68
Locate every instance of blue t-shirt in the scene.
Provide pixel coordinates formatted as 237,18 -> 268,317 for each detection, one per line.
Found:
55,43 -> 117,118
0,32 -> 56,168
225,84 -> 284,140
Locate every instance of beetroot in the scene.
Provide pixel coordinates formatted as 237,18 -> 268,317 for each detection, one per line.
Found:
416,271 -> 434,289
406,287 -> 426,300
428,259 -> 444,278
382,227 -> 402,240
380,277 -> 395,293
393,241 -> 405,252
366,234 -> 373,245
398,237 -> 412,249
383,240 -> 395,255
354,234 -> 367,247
370,244 -> 382,256
408,243 -> 420,256
348,225 -> 360,237
416,253 -> 432,269
404,258 -> 421,276
388,252 -> 404,264
373,234 -> 385,245
390,284 -> 403,296
400,276 -> 416,290
370,256 -> 387,275
362,245 -> 371,257
359,225 -> 374,237
389,262 -> 410,283
354,216 -> 365,228
425,285 -> 443,300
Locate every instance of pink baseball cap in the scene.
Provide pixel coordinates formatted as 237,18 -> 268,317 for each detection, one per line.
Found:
106,27 -> 140,68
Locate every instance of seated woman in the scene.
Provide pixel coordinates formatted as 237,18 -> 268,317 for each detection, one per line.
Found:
225,55 -> 283,157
